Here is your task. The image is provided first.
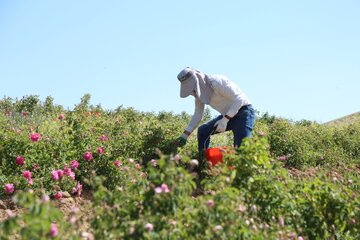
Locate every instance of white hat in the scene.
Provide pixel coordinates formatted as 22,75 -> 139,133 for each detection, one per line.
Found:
177,67 -> 196,98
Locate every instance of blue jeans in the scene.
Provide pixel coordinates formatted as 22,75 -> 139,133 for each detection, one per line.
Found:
197,105 -> 256,152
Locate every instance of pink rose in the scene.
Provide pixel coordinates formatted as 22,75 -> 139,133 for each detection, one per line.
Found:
23,170 -> 32,179
23,170 -> 33,185
100,134 -> 107,141
64,166 -> 71,176
16,156 -> 25,165
33,163 -> 38,170
54,191 -> 62,200
71,182 -> 83,197
114,160 -> 121,167
278,155 -> 286,162
58,114 -> 65,120
97,147 -> 103,155
84,152 -> 93,161
161,183 -> 170,193
57,169 -> 64,179
69,171 -> 75,180
4,183 -> 14,194
238,205 -> 246,212
154,187 -> 162,194
42,195 -> 50,203
51,170 -> 59,181
207,199 -> 214,208
30,133 -> 41,142
150,159 -> 157,167
70,160 -> 79,170
145,223 -> 154,232
50,223 -> 58,237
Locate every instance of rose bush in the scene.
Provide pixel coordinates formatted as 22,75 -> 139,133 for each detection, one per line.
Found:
0,95 -> 359,239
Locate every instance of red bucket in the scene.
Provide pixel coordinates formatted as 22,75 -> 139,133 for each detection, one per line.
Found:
205,147 -> 224,167
205,146 -> 235,168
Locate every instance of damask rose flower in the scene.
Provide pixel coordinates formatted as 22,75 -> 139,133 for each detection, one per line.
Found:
97,147 -> 104,155
145,223 -> 154,232
70,160 -> 79,170
16,156 -> 25,165
50,223 -> 58,237
84,152 -> 93,161
51,170 -> 59,181
30,133 -> 41,142
4,183 -> 14,194
100,134 -> 107,141
58,114 -> 65,120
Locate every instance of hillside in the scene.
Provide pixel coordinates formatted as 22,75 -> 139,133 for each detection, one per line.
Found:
324,111 -> 360,126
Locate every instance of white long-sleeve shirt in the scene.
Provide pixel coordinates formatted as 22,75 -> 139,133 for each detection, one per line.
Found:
185,75 -> 251,133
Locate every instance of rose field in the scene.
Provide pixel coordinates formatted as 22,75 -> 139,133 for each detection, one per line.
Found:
0,95 -> 359,240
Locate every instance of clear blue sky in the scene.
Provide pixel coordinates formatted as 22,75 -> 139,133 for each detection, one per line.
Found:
1,1 -> 359,123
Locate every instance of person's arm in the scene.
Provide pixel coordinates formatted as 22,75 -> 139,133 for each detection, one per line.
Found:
184,98 -> 204,135
176,98 -> 204,146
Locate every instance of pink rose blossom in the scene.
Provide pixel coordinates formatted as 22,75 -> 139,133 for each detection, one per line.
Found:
69,171 -> 75,180
54,191 -> 62,200
238,205 -> 246,212
191,159 -> 199,167
154,187 -> 162,194
42,195 -> 50,203
251,205 -> 257,212
97,147 -> 103,155
145,223 -> 154,232
71,182 -> 83,197
207,199 -> 214,208
16,155 -> 25,165
64,166 -> 71,176
23,170 -> 32,179
58,113 -> 65,120
84,152 -> 93,161
70,160 -> 79,170
4,183 -> 14,194
51,170 -> 59,181
278,155 -> 286,162
150,159 -> 157,167
64,166 -> 75,180
50,223 -> 58,237
114,160 -> 121,167
135,163 -> 141,169
30,132 -> 41,142
5,209 -> 16,218
57,169 -> 64,179
33,163 -> 38,170
161,183 -> 170,193
100,134 -> 107,141
259,131 -> 266,137
213,225 -> 223,232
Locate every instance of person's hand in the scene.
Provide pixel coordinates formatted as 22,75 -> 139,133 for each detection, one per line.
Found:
214,117 -> 229,133
175,133 -> 188,147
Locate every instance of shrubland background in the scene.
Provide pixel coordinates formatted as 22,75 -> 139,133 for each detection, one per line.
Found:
0,94 -> 359,240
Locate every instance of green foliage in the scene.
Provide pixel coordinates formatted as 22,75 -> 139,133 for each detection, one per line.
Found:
0,191 -> 79,239
0,95 -> 359,239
